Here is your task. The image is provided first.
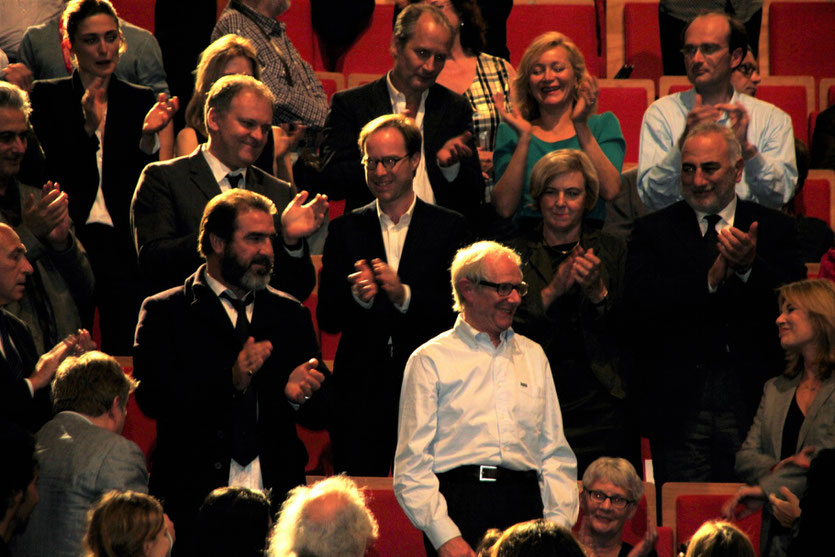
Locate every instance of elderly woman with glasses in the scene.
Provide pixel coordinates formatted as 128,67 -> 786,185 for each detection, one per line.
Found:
511,150 -> 638,476
577,457 -> 657,557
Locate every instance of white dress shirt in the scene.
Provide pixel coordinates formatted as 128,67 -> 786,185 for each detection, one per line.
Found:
394,316 -> 578,549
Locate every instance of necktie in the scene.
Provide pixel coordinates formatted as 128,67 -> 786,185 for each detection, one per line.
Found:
220,291 -> 258,465
227,172 -> 243,189
704,214 -> 722,266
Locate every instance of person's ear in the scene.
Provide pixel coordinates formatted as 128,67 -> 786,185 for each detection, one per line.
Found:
459,278 -> 476,303
206,107 -> 220,133
209,232 -> 225,256
730,47 -> 744,68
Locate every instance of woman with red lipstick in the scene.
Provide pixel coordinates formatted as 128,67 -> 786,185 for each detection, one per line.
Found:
723,279 -> 835,557
492,31 -> 624,231
512,150 -> 638,476
28,0 -> 178,353
577,458 -> 657,557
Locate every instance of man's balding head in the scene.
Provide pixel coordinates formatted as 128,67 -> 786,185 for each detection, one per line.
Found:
0,224 -> 32,306
269,476 -> 378,557
682,13 -> 746,94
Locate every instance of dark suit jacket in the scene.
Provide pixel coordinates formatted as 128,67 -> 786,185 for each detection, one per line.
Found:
811,104 -> 835,170
624,199 -> 807,436
133,265 -> 328,535
0,309 -> 49,432
317,198 -> 469,410
29,73 -> 156,247
318,77 -> 485,221
130,149 -> 314,300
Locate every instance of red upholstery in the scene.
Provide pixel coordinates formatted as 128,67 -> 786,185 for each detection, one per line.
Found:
506,4 -> 603,77
111,0 -> 155,32
796,176 -> 833,225
669,83 -> 690,95
769,2 -> 835,78
276,0 -> 316,68
598,82 -> 652,163
338,4 -> 395,75
758,85 -> 811,144
119,365 -> 157,470
623,2 -> 663,87
362,482 -> 426,557
675,495 -> 761,555
295,425 -> 333,475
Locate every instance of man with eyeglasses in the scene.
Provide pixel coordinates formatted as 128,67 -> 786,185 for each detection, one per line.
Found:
729,50 -> 761,97
318,113 -> 469,477
638,12 -> 796,211
315,4 -> 484,224
394,240 -> 577,557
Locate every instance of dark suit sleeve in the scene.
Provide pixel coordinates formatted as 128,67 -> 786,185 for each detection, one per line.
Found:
316,215 -> 356,334
131,163 -> 203,289
0,316 -> 49,431
318,89 -> 372,206
811,108 -> 835,170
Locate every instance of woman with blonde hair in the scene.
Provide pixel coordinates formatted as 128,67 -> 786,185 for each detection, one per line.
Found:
723,279 -> 835,556
83,490 -> 174,557
492,31 -> 624,229
174,34 -> 298,186
685,521 -> 756,557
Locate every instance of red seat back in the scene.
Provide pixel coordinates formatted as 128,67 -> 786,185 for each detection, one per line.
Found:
623,2 -> 662,87
758,85 -> 811,143
338,4 -> 395,75
598,80 -> 653,164
506,4 -> 603,78
769,2 -> 835,78
277,0 -> 316,68
675,495 -> 761,555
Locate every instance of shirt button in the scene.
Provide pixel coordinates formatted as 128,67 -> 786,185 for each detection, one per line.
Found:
214,462 -> 222,470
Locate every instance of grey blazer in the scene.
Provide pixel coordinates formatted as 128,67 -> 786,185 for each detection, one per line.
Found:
13,412 -> 148,557
735,374 -> 835,556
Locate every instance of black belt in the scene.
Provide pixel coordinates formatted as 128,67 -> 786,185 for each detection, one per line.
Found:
437,465 -> 538,484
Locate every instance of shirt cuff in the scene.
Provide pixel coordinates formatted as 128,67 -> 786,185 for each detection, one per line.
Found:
284,242 -> 304,258
139,133 -> 161,155
439,161 -> 461,182
736,267 -> 752,282
24,378 -> 34,397
395,284 -> 411,312
351,286 -> 374,309
426,516 -> 462,550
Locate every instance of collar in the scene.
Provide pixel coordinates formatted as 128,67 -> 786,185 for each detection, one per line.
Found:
201,144 -> 248,185
57,411 -> 93,425
454,314 -> 515,348
230,0 -> 284,35
386,71 -> 429,116
202,265 -> 253,302
693,195 -> 737,229
376,190 -> 417,228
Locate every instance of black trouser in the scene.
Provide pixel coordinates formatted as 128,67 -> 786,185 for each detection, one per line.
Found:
423,466 -> 543,555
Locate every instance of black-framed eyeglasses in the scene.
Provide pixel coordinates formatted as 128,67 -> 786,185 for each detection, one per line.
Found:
680,43 -> 725,58
361,154 -> 410,171
584,489 -> 634,509
733,63 -> 758,77
476,279 -> 528,297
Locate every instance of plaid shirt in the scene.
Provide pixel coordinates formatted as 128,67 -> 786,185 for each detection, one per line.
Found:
212,0 -> 328,137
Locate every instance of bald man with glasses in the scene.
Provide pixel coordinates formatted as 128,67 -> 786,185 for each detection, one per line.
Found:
638,12 -> 796,212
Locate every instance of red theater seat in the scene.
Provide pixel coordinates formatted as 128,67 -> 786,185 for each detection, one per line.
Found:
116,357 -> 157,470
623,2 -> 663,87
769,2 -> 835,78
314,71 -> 345,102
338,4 -> 395,75
796,170 -> 835,227
597,79 -> 654,164
506,2 -> 603,78
111,0 -> 155,32
662,483 -> 761,554
277,0 -> 315,67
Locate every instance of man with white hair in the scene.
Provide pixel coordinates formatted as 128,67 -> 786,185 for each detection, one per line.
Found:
269,475 -> 379,557
394,240 -> 578,557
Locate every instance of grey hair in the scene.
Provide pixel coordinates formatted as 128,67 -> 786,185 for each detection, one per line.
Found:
582,457 -> 644,502
451,241 -> 521,313
0,81 -> 32,121
393,3 -> 454,51
678,120 -> 742,165
268,475 -> 379,557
